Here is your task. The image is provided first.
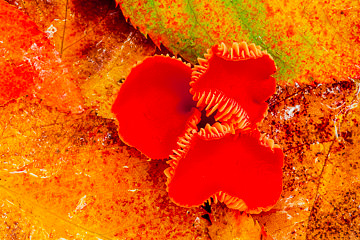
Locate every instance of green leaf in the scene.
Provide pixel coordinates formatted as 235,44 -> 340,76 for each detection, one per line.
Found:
116,0 -> 360,85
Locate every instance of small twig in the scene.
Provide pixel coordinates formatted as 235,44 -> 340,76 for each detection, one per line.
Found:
60,0 -> 69,58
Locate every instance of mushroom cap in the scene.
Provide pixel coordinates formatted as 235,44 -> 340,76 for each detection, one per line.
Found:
112,56 -> 196,159
166,130 -> 284,213
190,42 -> 277,125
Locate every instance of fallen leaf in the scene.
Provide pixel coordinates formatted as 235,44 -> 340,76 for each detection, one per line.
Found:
0,98 -> 211,239
254,80 -> 360,239
11,0 -> 156,118
208,204 -> 273,239
0,0 -> 84,113
116,0 -> 360,85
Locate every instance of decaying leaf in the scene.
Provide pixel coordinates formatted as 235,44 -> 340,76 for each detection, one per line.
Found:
0,0 -> 84,113
11,0 -> 155,118
254,80 -> 360,239
0,98 -> 210,239
116,0 -> 360,85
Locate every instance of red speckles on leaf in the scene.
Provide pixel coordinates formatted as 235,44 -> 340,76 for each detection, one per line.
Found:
112,55 -> 196,159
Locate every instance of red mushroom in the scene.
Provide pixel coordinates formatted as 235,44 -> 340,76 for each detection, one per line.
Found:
165,126 -> 284,214
190,42 -> 277,128
111,42 -> 283,213
112,55 -> 196,159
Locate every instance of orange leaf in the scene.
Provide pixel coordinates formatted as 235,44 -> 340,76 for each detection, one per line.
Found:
0,0 -> 83,113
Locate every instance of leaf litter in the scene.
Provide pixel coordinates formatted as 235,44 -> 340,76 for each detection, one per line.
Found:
1,0 -> 360,239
